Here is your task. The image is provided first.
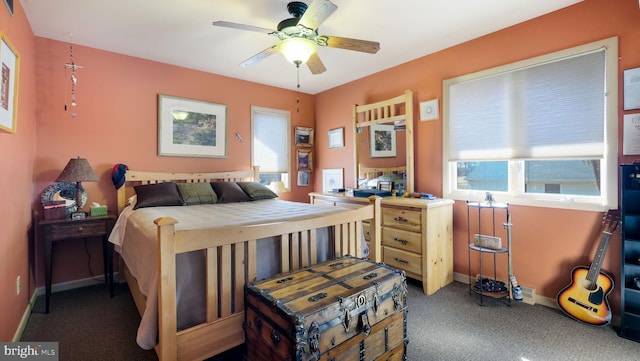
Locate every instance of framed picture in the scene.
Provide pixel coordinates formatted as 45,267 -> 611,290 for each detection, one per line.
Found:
624,67 -> 640,111
3,0 -> 12,16
370,124 -> 396,158
328,127 -> 344,148
0,32 -> 19,133
322,168 -> 343,193
297,171 -> 310,186
295,126 -> 314,146
297,149 -> 312,171
158,94 -> 227,158
420,98 -> 439,121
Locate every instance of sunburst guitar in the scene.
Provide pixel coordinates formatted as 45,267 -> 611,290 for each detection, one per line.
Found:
556,210 -> 619,326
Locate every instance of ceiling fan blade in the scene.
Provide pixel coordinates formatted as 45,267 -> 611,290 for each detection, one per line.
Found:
306,53 -> 327,75
212,21 -> 274,34
325,35 -> 380,54
298,0 -> 337,31
239,45 -> 278,67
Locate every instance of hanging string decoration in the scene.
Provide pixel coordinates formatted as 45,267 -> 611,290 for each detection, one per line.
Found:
64,37 -> 83,118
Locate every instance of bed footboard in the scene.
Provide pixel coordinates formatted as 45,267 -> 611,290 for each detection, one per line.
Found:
154,204 -> 374,361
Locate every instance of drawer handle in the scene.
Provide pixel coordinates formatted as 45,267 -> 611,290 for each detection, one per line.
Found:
394,257 -> 409,264
394,216 -> 408,223
77,226 -> 84,232
393,237 -> 408,245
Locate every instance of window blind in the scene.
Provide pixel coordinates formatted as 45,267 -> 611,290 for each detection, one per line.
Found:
252,109 -> 289,173
448,49 -> 606,161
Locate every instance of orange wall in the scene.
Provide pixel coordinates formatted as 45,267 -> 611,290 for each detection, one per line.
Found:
31,38 -> 318,291
315,0 -> 640,310
0,2 -> 37,341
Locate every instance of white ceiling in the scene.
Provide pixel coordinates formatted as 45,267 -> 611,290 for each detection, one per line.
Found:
21,0 -> 582,94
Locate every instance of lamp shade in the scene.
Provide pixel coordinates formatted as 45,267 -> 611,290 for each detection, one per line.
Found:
278,38 -> 317,65
56,157 -> 99,183
269,181 -> 286,195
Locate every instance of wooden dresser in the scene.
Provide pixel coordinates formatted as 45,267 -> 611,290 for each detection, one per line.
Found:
310,192 -> 454,295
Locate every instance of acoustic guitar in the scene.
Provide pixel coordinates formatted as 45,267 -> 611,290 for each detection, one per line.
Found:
556,211 -> 619,326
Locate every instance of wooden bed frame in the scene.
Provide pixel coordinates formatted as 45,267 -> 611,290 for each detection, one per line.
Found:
115,167 -> 374,361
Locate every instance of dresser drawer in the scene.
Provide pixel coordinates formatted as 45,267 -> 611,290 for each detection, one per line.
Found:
50,221 -> 107,241
382,207 -> 422,232
383,247 -> 422,278
382,227 -> 422,254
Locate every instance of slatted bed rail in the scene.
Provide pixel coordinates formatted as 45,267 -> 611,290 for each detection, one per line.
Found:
155,204 -> 374,361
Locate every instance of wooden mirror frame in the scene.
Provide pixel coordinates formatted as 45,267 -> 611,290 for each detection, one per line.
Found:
353,90 -> 415,194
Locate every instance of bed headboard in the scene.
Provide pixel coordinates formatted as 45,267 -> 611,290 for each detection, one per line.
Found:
116,166 -> 260,214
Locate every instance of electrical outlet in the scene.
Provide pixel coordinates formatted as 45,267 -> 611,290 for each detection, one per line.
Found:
16,276 -> 21,295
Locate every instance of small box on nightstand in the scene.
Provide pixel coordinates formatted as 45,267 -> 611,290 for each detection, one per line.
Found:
90,205 -> 108,217
43,201 -> 66,220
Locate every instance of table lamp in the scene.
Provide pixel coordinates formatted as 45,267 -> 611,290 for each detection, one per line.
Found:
55,156 -> 99,218
269,181 -> 286,195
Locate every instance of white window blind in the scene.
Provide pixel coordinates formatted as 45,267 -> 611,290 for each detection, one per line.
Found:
252,107 -> 289,173
448,49 -> 606,161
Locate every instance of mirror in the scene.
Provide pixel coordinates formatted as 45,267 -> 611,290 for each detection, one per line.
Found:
353,90 -> 414,194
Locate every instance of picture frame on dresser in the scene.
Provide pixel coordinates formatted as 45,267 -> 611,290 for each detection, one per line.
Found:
0,32 -> 19,134
157,94 -> 227,158
322,168 -> 343,193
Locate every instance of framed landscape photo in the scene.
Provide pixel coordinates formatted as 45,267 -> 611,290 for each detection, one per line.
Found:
370,124 -> 396,158
328,127 -> 344,148
0,32 -> 19,133
297,149 -> 312,171
322,168 -> 343,193
158,94 -> 227,158
295,126 -> 314,146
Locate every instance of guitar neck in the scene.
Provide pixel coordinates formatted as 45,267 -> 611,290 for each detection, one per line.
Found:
586,231 -> 611,284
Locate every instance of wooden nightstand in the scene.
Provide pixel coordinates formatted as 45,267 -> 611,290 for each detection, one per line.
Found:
38,214 -> 116,313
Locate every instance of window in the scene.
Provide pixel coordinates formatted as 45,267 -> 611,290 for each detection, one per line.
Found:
251,106 -> 290,189
443,37 -> 618,211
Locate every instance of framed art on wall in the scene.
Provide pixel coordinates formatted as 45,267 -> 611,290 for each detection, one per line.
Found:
370,124 -> 396,158
297,149 -> 312,171
297,171 -> 310,186
295,126 -> 314,146
624,67 -> 640,111
328,127 -> 344,148
158,94 -> 227,158
3,0 -> 12,16
420,98 -> 439,121
0,32 -> 19,133
322,168 -> 343,193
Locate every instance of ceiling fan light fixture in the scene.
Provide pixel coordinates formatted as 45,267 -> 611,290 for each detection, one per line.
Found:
279,38 -> 317,65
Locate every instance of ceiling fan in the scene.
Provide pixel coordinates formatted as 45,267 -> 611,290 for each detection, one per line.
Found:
212,0 -> 380,75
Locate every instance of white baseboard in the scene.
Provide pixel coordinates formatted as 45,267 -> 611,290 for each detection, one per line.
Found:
12,273 -> 119,342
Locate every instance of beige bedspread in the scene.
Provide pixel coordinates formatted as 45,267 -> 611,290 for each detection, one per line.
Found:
108,199 -> 366,349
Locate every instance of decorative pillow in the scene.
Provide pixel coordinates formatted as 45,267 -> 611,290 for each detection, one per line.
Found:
133,182 -> 183,210
210,182 -> 251,203
176,182 -> 218,205
237,182 -> 278,200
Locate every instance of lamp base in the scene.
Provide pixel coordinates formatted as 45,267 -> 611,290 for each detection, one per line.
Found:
71,211 -> 86,220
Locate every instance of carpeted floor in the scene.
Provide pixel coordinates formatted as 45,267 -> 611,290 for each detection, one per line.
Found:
20,280 -> 640,360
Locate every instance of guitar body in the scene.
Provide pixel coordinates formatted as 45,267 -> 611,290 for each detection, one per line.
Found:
556,266 -> 613,326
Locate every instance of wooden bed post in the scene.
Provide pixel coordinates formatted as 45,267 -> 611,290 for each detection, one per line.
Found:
368,196 -> 383,263
155,216 -> 178,361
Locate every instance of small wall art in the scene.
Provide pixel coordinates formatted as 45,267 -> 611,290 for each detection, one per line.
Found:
295,126 -> 314,146
0,32 -> 19,134
420,99 -> 439,121
322,168 -> 343,193
369,124 -> 396,158
297,149 -> 312,171
328,127 -> 344,148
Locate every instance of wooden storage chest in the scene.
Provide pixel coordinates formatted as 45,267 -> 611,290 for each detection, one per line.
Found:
245,256 -> 408,361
